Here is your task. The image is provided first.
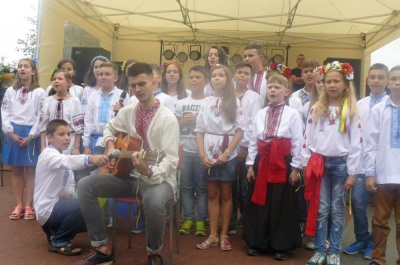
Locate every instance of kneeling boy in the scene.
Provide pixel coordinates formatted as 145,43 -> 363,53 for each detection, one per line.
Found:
34,119 -> 108,256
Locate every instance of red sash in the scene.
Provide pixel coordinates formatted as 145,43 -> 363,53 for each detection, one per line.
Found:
251,138 -> 291,206
304,153 -> 324,236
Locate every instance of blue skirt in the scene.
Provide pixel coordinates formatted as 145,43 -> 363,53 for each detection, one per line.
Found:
2,123 -> 40,166
203,157 -> 238,182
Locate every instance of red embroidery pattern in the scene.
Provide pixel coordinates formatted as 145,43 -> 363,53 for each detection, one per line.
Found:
1,99 -> 8,109
72,113 -> 84,129
249,70 -> 264,94
135,101 -> 161,150
263,104 -> 284,140
18,88 -> 28,105
210,98 -> 222,117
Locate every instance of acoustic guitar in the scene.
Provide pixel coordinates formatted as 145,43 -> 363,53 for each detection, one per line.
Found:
99,132 -> 166,178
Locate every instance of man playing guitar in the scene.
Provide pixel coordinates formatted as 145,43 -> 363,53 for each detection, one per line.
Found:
73,63 -> 179,265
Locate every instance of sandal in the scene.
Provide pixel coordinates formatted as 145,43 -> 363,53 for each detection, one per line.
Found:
196,235 -> 219,250
24,206 -> 35,220
48,243 -> 82,256
9,206 -> 25,220
220,235 -> 232,251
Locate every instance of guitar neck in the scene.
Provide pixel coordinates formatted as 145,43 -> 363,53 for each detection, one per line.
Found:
119,151 -> 136,159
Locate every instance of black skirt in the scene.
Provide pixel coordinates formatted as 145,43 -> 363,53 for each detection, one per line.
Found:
243,154 -> 302,253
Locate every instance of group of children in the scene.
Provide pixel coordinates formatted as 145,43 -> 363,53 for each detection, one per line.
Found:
2,42 -> 400,265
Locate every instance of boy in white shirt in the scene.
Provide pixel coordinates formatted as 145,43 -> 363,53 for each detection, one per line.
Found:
365,65 -> 400,265
243,43 -> 267,107
344,63 -> 389,259
231,61 -> 261,232
34,119 -> 108,256
83,62 -> 130,156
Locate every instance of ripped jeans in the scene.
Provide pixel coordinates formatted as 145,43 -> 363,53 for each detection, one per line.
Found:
315,155 -> 348,255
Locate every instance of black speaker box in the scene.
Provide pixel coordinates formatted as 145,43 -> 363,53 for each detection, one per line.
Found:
71,47 -> 111,86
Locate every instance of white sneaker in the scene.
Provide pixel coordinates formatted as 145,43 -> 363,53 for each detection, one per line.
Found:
326,253 -> 340,265
306,252 -> 326,265
305,237 -> 315,250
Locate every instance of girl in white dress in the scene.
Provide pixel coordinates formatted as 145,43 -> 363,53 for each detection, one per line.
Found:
40,70 -> 84,155
303,61 -> 361,265
195,65 -> 244,251
2,58 -> 46,220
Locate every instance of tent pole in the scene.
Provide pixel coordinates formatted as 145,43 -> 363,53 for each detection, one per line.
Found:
160,40 -> 164,65
285,45 -> 290,65
112,24 -> 120,61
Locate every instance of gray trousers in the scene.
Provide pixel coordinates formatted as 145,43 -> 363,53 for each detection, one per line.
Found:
77,174 -> 174,253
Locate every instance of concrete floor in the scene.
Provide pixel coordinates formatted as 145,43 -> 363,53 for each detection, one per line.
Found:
0,170 -> 398,265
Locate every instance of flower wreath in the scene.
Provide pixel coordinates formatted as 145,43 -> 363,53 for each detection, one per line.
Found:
160,62 -> 167,75
320,61 -> 354,81
90,55 -> 110,67
266,62 -> 292,79
49,68 -> 59,81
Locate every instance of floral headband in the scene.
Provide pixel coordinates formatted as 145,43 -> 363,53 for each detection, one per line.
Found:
90,55 -> 109,67
160,61 -> 181,75
210,64 -> 221,72
320,61 -> 354,80
266,62 -> 292,79
160,62 -> 167,75
49,68 -> 59,81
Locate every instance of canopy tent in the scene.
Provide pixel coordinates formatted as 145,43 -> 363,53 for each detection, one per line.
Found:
38,0 -> 400,95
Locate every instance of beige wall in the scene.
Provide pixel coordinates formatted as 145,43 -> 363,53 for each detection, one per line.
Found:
38,0 -> 114,88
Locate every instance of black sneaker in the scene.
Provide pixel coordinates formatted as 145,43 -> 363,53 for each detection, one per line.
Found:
148,254 -> 164,265
72,250 -> 113,265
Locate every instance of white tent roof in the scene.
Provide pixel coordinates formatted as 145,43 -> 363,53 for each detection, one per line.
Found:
38,0 -> 400,95
59,0 -> 400,49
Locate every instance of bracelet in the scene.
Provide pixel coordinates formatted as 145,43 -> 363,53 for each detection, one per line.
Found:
72,146 -> 80,150
224,149 -> 231,158
201,154 -> 206,159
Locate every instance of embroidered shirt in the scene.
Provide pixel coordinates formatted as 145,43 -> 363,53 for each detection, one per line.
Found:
365,97 -> 400,183
292,87 -> 310,106
195,96 -> 245,163
246,104 -> 303,169
264,103 -> 285,140
135,100 -> 161,150
302,106 -> 361,176
1,86 -> 45,136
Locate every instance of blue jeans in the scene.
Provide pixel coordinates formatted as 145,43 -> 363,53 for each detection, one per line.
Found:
45,199 -> 87,247
315,155 -> 348,255
77,174 -> 173,253
352,174 -> 372,244
180,151 -> 208,221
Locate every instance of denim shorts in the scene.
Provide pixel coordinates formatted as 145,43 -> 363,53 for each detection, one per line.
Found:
203,157 -> 238,182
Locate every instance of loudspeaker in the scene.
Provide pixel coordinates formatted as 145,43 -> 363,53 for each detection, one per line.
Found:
71,47 -> 111,86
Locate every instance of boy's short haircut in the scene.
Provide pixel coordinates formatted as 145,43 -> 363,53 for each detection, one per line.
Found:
189,65 -> 209,80
301,59 -> 319,71
234,61 -> 253,72
100,62 -> 119,74
128,63 -> 153,78
46,119 -> 70,135
244,42 -> 264,56
267,74 -> 290,89
149,64 -> 161,75
369,63 -> 389,77
390,65 -> 400,74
